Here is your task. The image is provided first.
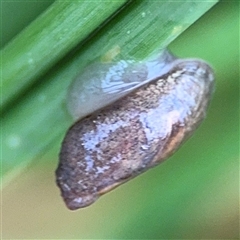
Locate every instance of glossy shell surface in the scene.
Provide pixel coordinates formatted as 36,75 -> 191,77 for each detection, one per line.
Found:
56,58 -> 214,210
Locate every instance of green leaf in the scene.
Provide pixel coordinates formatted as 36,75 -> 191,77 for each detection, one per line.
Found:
2,1 -> 217,182
1,0 -> 129,108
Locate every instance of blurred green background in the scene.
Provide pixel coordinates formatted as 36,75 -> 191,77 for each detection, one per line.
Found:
1,0 -> 239,239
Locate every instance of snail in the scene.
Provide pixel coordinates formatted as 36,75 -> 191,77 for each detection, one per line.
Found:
56,50 -> 214,210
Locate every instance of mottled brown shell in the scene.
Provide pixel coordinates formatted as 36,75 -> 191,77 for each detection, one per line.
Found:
56,59 -> 214,210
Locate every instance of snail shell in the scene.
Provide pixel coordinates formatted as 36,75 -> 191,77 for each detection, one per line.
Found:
56,54 -> 214,210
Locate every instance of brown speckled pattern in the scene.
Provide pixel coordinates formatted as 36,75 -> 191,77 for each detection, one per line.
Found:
56,59 -> 214,210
